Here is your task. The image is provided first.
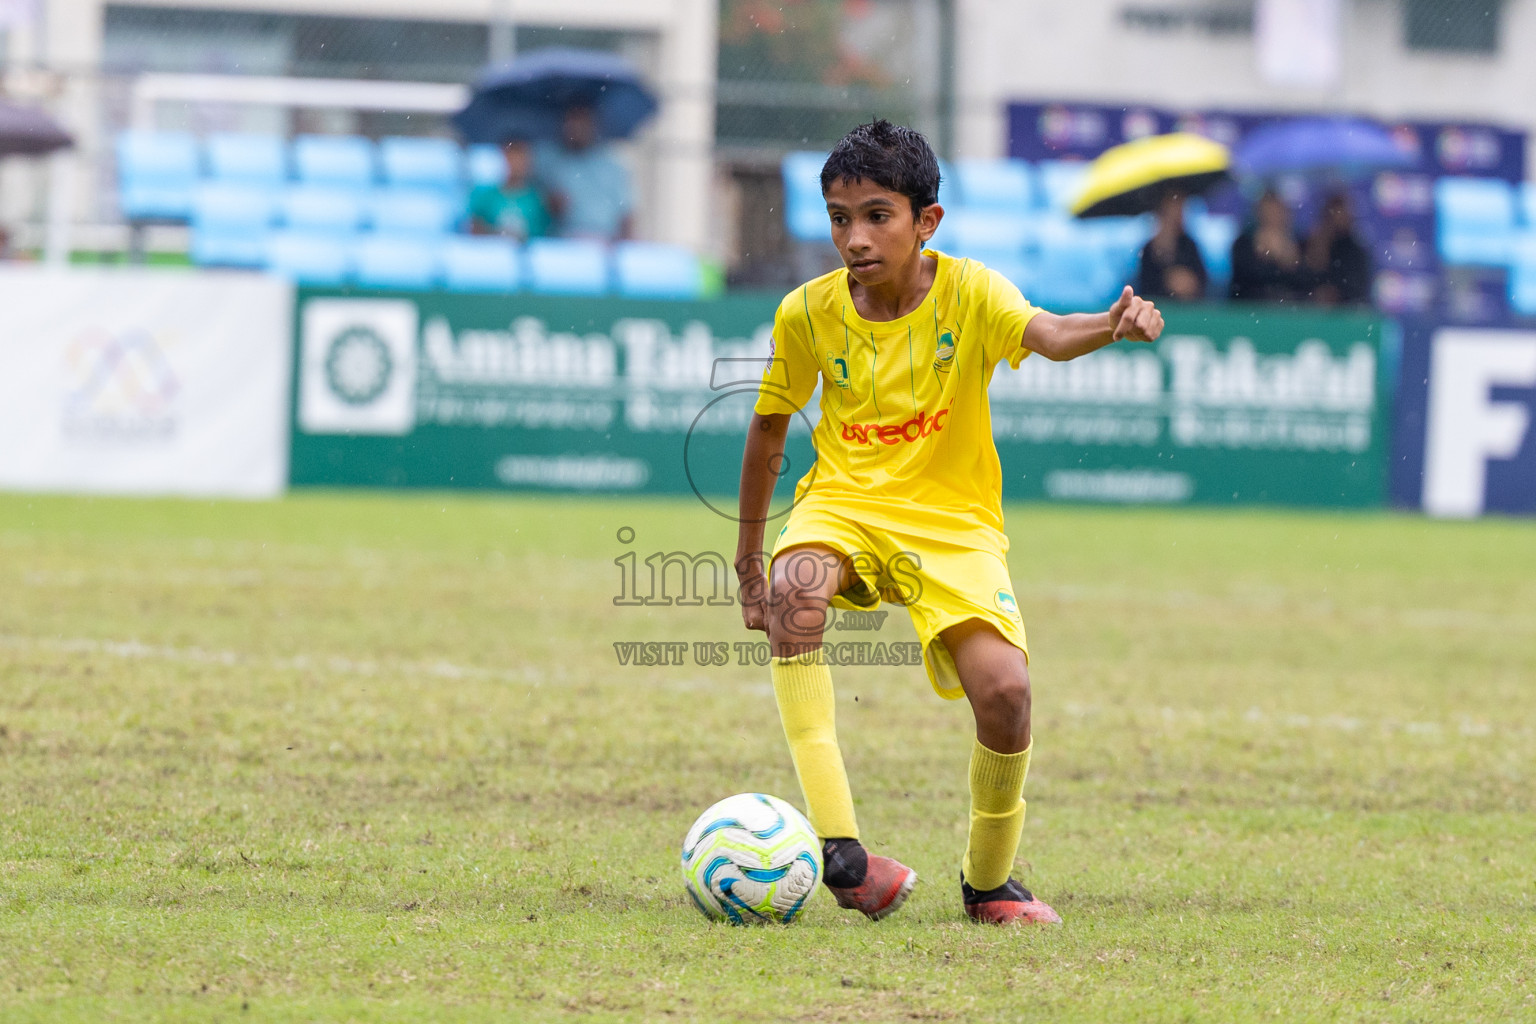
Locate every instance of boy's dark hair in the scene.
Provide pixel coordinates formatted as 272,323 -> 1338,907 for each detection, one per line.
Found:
820,119 -> 941,216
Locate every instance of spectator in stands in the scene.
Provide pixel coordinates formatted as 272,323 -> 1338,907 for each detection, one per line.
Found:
1229,190 -> 1303,303
536,105 -> 634,240
1135,191 -> 1207,301
467,138 -> 551,242
1302,192 -> 1372,306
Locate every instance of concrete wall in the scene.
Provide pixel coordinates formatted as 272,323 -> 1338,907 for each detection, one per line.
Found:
954,0 -> 1536,162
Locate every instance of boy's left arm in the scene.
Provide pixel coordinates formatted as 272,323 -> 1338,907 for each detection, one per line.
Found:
1022,285 -> 1164,361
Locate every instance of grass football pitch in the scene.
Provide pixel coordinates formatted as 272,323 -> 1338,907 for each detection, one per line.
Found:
1,492 -> 1533,1023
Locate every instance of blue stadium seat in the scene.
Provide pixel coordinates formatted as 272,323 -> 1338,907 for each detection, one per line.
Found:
292,135 -> 375,187
369,188 -> 457,235
441,236 -> 522,292
1436,177 -> 1517,266
526,238 -> 609,295
1510,263 -> 1536,316
191,230 -> 269,268
116,131 -> 199,220
783,151 -> 829,242
353,234 -> 440,290
1080,216 -> 1150,283
280,185 -> 366,232
936,158 -> 959,209
192,182 -> 275,230
266,230 -> 352,285
938,209 -> 1033,256
1520,182 -> 1536,227
1031,215 -> 1122,308
466,144 -> 506,187
205,133 -> 286,186
613,242 -> 703,299
380,136 -> 462,190
189,183 -> 275,267
1036,160 -> 1091,213
1189,213 -> 1239,285
954,159 -> 1034,210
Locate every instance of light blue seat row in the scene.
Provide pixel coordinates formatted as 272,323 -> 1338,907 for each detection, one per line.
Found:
291,135 -> 375,187
118,132 -> 200,219
268,233 -> 527,292
206,133 -> 286,185
193,230 -> 703,297
1035,161 -> 1091,213
118,131 -> 504,221
1188,213 -> 1240,283
782,151 -> 829,243
953,159 -> 1036,210
190,182 -> 460,235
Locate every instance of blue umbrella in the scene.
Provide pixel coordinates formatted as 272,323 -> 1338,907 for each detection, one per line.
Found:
1235,117 -> 1415,178
453,47 -> 658,144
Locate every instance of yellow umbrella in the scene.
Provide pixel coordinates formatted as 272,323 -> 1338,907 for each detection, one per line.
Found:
1071,132 -> 1231,219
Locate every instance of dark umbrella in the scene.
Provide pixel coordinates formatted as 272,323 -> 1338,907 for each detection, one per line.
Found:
453,47 -> 659,144
0,100 -> 73,157
1235,117 -> 1414,178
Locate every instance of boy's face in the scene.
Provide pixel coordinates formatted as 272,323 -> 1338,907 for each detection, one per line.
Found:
823,177 -> 941,287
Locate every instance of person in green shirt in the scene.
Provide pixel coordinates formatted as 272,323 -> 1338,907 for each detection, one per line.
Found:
467,138 -> 552,241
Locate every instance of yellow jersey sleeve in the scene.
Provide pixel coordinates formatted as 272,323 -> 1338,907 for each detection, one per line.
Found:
754,291 -> 820,415
966,263 -> 1043,369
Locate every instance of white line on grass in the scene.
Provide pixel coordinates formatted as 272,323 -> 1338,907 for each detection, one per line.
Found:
0,632 -> 548,686
1,633 -> 1523,743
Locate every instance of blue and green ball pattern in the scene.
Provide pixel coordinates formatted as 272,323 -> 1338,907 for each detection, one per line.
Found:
681,793 -> 823,925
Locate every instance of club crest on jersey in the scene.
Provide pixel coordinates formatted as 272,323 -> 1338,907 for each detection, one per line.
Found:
934,330 -> 956,373
828,355 -> 851,390
994,589 -> 1021,620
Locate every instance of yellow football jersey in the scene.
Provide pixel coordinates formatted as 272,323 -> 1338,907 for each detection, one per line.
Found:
755,250 -> 1041,547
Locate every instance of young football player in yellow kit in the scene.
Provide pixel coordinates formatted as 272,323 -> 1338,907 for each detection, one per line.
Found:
735,120 -> 1165,925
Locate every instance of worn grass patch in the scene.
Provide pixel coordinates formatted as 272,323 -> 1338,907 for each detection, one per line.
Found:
1,493 -> 1533,1022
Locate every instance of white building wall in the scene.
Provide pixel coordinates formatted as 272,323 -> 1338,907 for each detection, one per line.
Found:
956,0 -> 1536,165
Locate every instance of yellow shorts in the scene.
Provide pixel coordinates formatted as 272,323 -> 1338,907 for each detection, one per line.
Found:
770,505 -> 1028,700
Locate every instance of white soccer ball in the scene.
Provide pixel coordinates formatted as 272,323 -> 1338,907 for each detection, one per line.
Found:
680,793 -> 823,925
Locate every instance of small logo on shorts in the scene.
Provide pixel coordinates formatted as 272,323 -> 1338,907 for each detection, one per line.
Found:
994,589 -> 1020,619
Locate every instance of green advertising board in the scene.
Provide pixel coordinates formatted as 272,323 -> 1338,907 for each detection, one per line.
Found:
290,289 -> 1392,509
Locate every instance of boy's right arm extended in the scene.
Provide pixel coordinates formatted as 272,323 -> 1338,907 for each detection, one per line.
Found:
736,412 -> 790,633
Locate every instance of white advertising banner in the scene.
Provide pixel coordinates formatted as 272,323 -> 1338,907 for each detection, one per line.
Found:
0,268 -> 293,498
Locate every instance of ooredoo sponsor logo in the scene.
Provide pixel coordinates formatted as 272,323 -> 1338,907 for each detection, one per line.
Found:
840,408 -> 950,445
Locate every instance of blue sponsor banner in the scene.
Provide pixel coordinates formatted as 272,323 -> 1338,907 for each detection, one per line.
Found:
1392,318 -> 1536,516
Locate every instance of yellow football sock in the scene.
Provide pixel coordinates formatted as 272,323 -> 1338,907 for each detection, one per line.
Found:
962,740 -> 1032,891
771,651 -> 858,840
